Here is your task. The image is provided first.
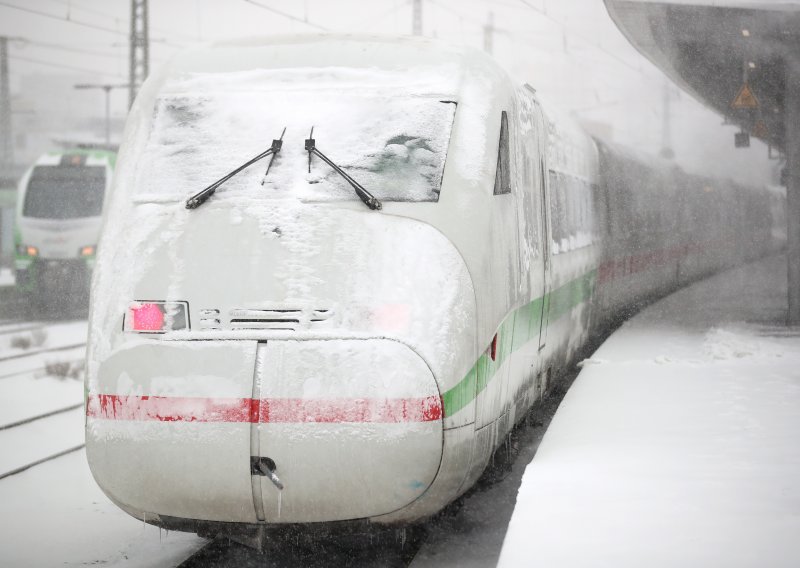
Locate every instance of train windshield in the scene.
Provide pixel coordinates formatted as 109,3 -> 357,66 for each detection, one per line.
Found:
23,165 -> 106,219
136,90 -> 456,204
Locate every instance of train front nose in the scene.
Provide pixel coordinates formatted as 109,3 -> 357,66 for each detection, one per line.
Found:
252,339 -> 442,522
86,337 -> 443,525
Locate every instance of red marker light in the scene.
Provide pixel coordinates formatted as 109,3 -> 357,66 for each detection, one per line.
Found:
124,301 -> 189,333
129,303 -> 164,331
490,333 -> 498,361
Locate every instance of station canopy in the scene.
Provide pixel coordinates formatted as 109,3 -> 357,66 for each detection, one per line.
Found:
604,0 -> 800,151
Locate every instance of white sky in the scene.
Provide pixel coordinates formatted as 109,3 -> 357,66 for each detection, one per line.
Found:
0,0 -> 778,185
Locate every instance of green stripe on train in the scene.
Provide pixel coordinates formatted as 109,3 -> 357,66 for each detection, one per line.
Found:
442,269 -> 596,418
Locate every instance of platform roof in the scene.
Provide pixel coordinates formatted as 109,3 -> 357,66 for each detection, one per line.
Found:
605,0 -> 800,151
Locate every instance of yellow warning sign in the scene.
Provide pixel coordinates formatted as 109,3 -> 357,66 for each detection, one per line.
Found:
752,120 -> 769,138
731,83 -> 759,109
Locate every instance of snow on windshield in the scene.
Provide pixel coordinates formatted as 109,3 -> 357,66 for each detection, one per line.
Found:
135,82 -> 456,204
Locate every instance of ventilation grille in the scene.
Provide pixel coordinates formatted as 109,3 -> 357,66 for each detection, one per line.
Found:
197,307 -> 334,331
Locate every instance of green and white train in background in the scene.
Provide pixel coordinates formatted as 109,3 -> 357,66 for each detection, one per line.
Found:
85,35 -> 783,545
15,149 -> 115,304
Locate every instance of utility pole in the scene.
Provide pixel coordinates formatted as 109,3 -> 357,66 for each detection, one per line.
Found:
129,0 -> 149,108
483,12 -> 495,55
786,62 -> 800,325
0,37 -> 12,175
74,84 -> 128,145
412,0 -> 422,36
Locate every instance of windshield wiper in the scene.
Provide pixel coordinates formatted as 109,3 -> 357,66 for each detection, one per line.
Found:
185,127 -> 286,210
304,127 -> 382,211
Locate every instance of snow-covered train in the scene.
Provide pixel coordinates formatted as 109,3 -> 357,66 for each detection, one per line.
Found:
15,149 -> 115,305
85,36 -> 781,543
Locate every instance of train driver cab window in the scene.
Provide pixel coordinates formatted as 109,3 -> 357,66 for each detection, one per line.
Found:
494,111 -> 511,195
23,165 -> 106,219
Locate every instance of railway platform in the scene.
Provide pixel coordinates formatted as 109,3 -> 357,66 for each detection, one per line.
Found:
499,254 -> 800,567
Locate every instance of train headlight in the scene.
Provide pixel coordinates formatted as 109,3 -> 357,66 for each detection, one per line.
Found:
79,245 -> 96,257
17,244 -> 38,257
124,301 -> 189,333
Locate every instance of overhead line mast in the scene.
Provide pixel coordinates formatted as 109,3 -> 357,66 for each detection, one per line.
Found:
129,0 -> 149,109
483,12 -> 495,55
0,37 -> 13,174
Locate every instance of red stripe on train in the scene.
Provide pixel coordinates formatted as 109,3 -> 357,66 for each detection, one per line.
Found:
85,394 -> 443,423
596,240 -> 713,285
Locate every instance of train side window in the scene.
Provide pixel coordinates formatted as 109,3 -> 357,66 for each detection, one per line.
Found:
494,111 -> 511,195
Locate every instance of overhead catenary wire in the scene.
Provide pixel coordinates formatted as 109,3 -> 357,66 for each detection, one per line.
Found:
241,0 -> 329,31
44,0 -> 203,43
21,39 -> 125,61
427,0 -> 485,28
42,0 -> 125,22
14,38 -> 166,66
9,54 -> 125,78
354,0 -> 411,30
0,1 -> 128,37
515,0 -> 651,77
0,1 -> 187,51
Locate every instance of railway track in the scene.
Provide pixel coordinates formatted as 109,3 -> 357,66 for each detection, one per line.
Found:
0,330 -> 87,381
177,525 -> 428,568
0,322 -> 48,337
0,323 -> 88,483
0,403 -> 85,481
175,365 -> 584,568
0,342 -> 87,364
0,318 -> 84,337
0,444 -> 85,481
0,402 -> 83,431
0,357 -> 84,381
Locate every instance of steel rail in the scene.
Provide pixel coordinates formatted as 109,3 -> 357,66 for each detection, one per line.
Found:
0,402 -> 83,431
0,444 -> 85,481
0,342 -> 86,364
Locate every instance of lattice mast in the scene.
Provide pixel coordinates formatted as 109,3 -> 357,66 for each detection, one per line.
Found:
0,37 -> 12,172
128,0 -> 149,108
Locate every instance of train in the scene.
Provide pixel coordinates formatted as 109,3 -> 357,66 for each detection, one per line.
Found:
84,35 -> 783,545
14,149 -> 115,308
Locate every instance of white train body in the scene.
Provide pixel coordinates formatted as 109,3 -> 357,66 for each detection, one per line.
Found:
85,36 -> 778,535
15,151 -> 114,297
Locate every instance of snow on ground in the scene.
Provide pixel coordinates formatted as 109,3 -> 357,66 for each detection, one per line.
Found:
0,363 -> 84,427
0,321 -> 88,427
499,254 -> 800,568
0,320 -> 88,356
0,406 -> 83,476
0,449 -> 205,567
0,315 -> 206,566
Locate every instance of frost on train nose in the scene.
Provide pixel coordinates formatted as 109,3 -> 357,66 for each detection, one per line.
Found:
85,340 -> 262,524
251,339 -> 443,523
85,338 -> 443,525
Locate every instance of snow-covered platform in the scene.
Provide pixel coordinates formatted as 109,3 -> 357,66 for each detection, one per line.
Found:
499,255 -> 800,568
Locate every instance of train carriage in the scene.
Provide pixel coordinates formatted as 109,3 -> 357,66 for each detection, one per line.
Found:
15,149 -> 115,308
85,35 -> 780,544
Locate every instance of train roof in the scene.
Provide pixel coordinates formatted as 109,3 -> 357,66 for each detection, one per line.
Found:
172,34 -> 492,79
35,150 -> 116,168
593,137 -> 680,173
532,90 -> 599,182
136,34 -> 511,113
